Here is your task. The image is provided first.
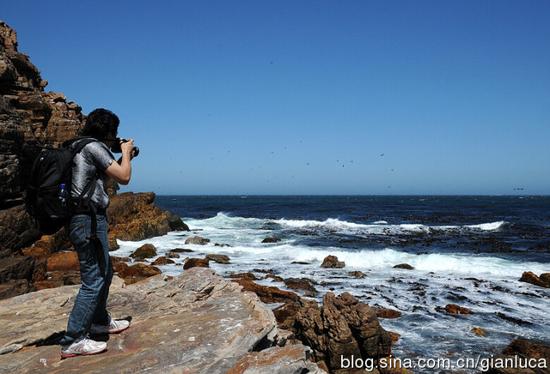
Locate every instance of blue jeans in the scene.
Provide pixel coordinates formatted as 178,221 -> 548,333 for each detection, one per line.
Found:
60,213 -> 113,345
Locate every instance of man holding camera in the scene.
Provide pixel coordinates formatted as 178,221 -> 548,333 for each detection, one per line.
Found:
59,108 -> 136,358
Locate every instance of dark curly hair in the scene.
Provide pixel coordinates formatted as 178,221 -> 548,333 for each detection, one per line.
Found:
81,108 -> 119,140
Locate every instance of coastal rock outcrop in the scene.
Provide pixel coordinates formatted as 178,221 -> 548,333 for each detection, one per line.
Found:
320,255 -> 345,269
519,271 -> 550,288
0,267 -> 320,373
232,276 -> 393,372
108,192 -> 188,241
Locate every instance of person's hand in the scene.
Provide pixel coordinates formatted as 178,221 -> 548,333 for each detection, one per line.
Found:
121,139 -> 135,158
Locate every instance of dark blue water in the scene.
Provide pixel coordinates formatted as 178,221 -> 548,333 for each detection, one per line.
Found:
157,195 -> 550,262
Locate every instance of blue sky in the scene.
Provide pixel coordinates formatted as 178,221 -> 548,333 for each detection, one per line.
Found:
3,1 -> 550,195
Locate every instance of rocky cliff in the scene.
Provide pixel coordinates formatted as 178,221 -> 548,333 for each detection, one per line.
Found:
0,21 -> 188,299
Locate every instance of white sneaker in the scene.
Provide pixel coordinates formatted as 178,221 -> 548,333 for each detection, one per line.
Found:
90,318 -> 130,334
61,338 -> 107,358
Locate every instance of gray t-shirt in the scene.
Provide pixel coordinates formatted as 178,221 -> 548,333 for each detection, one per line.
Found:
71,139 -> 116,209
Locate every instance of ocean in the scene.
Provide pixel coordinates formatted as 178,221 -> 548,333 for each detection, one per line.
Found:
111,195 -> 550,359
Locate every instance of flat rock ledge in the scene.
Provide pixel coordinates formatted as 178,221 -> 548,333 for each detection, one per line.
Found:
0,267 -> 323,374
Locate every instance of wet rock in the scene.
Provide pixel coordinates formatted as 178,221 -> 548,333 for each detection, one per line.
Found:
262,236 -> 281,244
437,303 -> 472,315
471,327 -> 487,337
519,271 -> 550,288
265,273 -> 284,282
227,344 -> 326,374
151,256 -> 175,266
373,306 -> 402,319
283,277 -> 317,297
0,268 -> 288,373
320,255 -> 345,268
233,278 -> 301,304
205,254 -> 230,264
130,243 -> 157,260
165,210 -> 190,231
170,247 -> 194,253
495,312 -> 532,326
214,243 -> 231,247
185,236 -> 210,245
388,331 -> 401,343
229,272 -> 259,281
348,270 -> 366,278
113,262 -> 161,284
46,251 -> 79,272
393,263 -> 414,270
488,338 -> 550,374
166,252 -> 180,259
183,257 -> 210,270
290,261 -> 311,265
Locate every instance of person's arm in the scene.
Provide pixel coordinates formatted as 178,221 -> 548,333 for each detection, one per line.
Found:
105,139 -> 134,185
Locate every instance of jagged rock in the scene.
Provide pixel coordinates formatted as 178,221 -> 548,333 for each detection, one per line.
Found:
151,256 -> 175,266
320,255 -> 345,268
227,344 -> 327,374
519,271 -> 550,288
229,272 -> 259,281
206,253 -> 230,264
112,262 -> 161,285
46,251 -> 78,272
166,252 -> 180,259
108,192 -> 188,241
183,257 -> 210,270
373,306 -> 402,319
165,210 -> 190,231
233,278 -> 300,304
393,263 -> 414,270
348,271 -> 366,278
290,292 -> 392,371
471,327 -> 487,337
437,303 -> 472,315
185,236 -> 210,245
130,243 -> 157,260
283,277 -> 317,297
265,273 -> 284,282
0,268 -> 299,373
262,236 -> 281,244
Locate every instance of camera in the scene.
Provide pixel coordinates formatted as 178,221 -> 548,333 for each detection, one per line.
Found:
110,138 -> 140,157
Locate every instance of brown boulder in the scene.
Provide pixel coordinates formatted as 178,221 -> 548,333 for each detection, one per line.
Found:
113,262 -> 161,284
471,327 -> 487,337
151,256 -> 175,266
185,236 -> 210,245
107,192 -> 189,241
320,255 -> 345,268
283,277 -> 317,297
233,278 -> 300,304
348,270 -> 366,278
373,306 -> 402,319
229,272 -> 258,281
519,271 -> 550,288
46,251 -> 79,272
130,243 -> 157,260
393,263 -> 414,270
0,255 -> 35,283
488,338 -> 550,373
438,303 -> 472,315
183,257 -> 210,270
205,254 -> 230,264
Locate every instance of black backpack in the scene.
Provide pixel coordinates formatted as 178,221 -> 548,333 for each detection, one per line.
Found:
25,137 -> 98,234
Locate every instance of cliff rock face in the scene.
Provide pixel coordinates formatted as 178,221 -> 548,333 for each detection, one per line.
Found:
0,267 -> 323,374
0,21 -> 188,299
